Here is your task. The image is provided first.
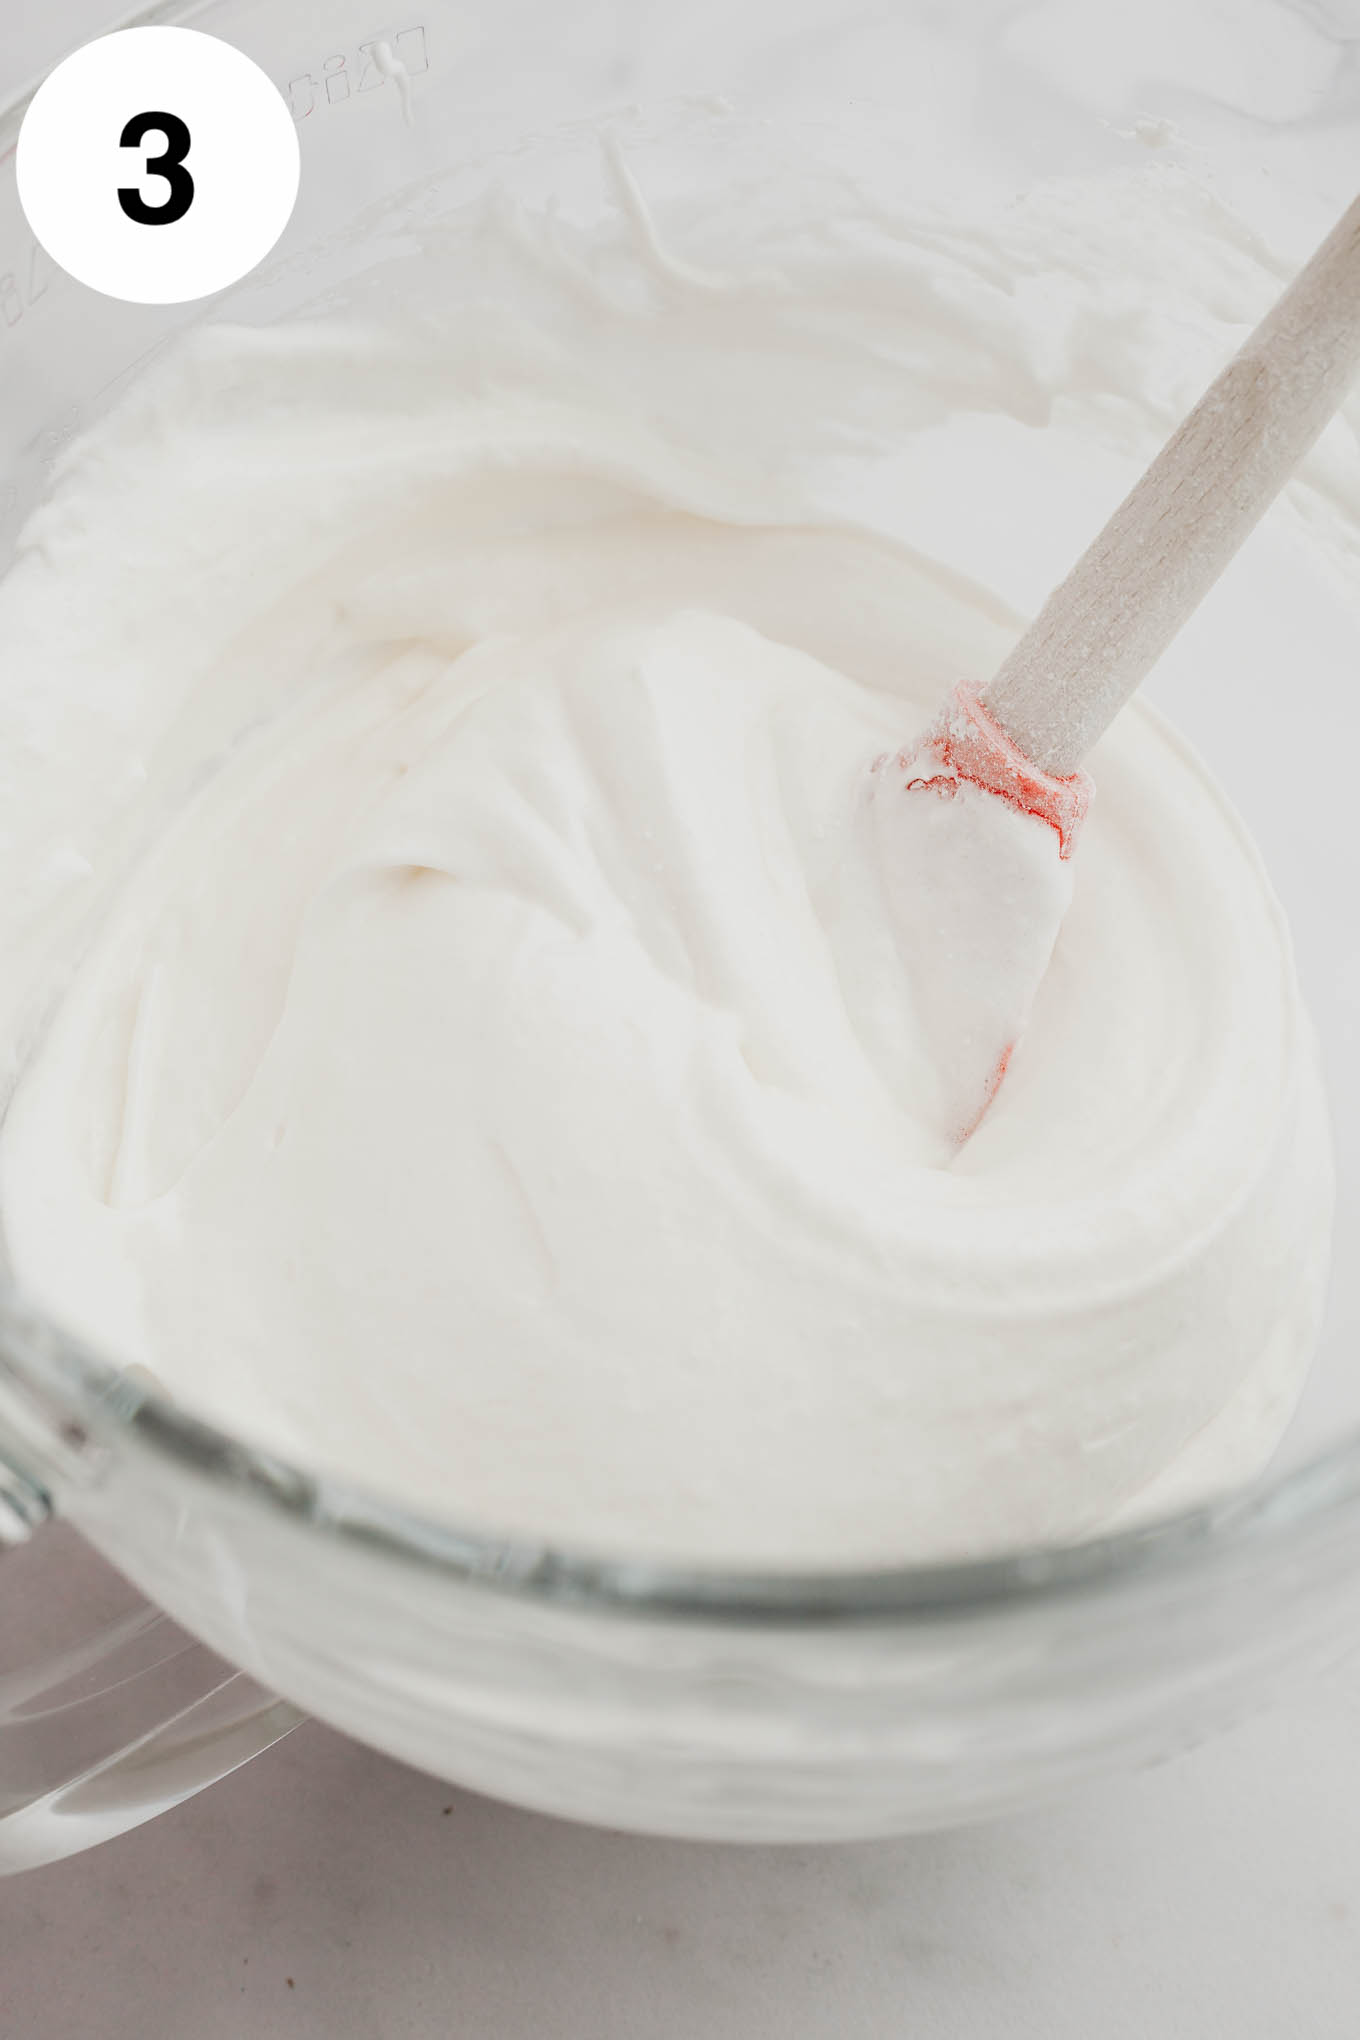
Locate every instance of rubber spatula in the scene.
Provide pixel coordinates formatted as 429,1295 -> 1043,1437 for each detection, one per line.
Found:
871,191 -> 1360,1146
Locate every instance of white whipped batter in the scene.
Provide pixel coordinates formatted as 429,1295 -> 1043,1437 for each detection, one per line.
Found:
0,147 -> 1338,1565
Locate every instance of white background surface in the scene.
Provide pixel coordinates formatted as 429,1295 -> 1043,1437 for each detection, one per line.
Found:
4,4 -> 1360,2034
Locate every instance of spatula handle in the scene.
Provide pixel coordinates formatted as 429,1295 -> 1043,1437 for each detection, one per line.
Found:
982,194 -> 1360,777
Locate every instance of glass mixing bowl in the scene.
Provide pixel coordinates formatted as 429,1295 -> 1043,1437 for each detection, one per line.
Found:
2,0 -> 1360,1870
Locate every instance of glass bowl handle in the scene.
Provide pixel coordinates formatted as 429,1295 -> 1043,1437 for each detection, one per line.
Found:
0,1371 -> 302,1873
0,1590 -> 302,1873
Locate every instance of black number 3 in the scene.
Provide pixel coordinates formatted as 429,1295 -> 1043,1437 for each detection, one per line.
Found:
118,111 -> 195,227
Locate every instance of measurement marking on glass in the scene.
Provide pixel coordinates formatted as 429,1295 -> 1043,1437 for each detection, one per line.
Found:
0,240 -> 54,333
288,25 -> 429,121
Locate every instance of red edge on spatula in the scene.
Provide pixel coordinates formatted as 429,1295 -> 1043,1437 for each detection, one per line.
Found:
872,686 -> 1095,1142
956,1040 -> 1016,1145
876,684 -> 1093,860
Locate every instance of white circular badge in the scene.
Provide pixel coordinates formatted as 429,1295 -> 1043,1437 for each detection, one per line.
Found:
16,27 -> 301,307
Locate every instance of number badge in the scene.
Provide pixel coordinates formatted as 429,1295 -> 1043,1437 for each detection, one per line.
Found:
16,27 -> 300,306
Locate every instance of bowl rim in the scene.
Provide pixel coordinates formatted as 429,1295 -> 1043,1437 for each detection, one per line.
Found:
7,1251 -> 1358,1632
